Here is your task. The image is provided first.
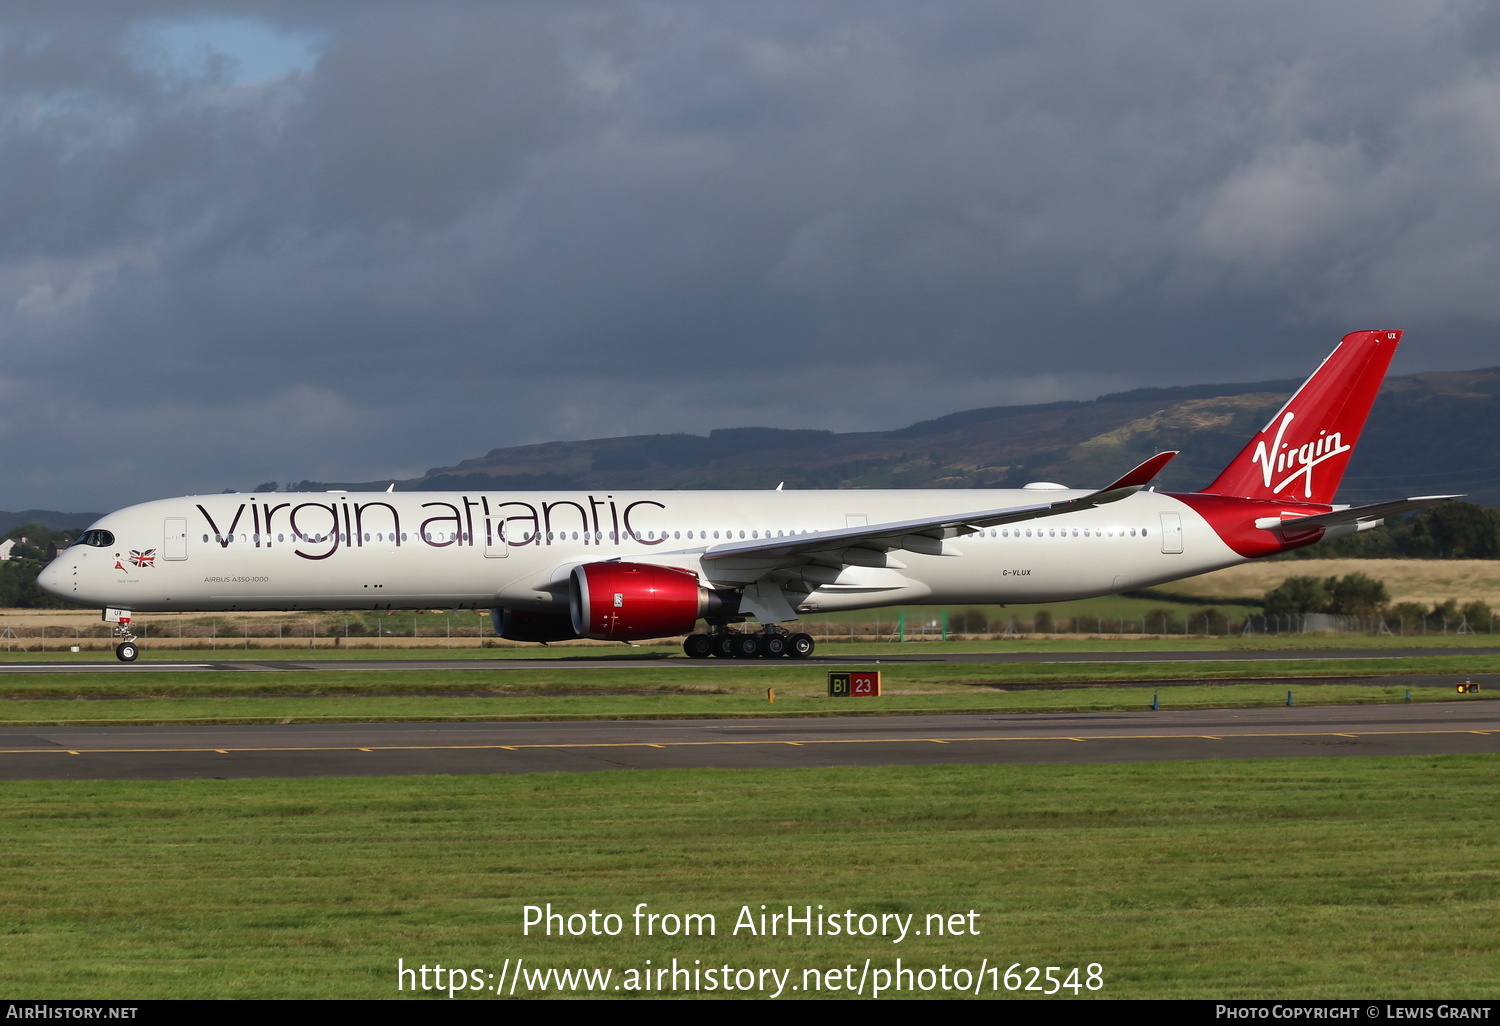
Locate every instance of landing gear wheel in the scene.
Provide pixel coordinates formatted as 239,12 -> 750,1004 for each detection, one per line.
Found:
115,642 -> 139,663
712,634 -> 738,659
732,634 -> 763,659
683,635 -> 714,659
788,633 -> 815,659
762,634 -> 788,658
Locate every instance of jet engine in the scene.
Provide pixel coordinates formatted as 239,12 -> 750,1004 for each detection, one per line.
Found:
569,562 -> 733,641
491,608 -> 580,643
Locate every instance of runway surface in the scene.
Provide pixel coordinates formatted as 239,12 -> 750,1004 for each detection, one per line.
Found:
1,646 -> 1497,673
0,701 -> 1493,780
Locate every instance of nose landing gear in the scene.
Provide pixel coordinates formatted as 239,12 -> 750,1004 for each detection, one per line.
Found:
103,609 -> 139,662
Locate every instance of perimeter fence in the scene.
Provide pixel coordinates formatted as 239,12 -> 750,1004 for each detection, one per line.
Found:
0,608 -> 1491,652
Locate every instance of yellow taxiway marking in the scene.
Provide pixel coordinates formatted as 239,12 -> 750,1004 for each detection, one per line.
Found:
0,727 -> 1493,757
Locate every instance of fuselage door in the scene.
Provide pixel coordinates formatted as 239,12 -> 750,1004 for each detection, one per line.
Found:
484,517 -> 509,558
1159,512 -> 1184,554
163,518 -> 188,560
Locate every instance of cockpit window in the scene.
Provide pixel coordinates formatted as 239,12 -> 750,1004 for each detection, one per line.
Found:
76,529 -> 115,547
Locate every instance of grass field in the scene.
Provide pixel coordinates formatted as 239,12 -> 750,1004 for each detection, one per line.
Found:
3,682 -> 1495,727
0,646 -> 1497,725
4,630 -> 1500,661
1168,558 -> 1500,608
2,631 -> 1495,1000
2,757 -> 1495,999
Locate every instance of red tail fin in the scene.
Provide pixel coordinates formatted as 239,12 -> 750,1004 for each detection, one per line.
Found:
1202,330 -> 1400,504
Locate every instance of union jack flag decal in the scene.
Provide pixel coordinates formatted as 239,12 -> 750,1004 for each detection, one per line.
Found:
128,549 -> 156,568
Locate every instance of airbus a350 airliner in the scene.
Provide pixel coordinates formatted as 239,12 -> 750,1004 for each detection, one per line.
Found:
39,330 -> 1455,661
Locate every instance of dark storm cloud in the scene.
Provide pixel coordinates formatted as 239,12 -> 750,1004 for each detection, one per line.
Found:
0,1 -> 1496,508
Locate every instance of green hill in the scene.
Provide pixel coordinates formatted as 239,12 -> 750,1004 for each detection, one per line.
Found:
290,365 -> 1500,507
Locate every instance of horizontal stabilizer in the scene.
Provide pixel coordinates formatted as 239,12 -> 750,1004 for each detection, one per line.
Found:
1255,494 -> 1461,532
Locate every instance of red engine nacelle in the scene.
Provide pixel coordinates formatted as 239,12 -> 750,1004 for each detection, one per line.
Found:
569,562 -> 716,641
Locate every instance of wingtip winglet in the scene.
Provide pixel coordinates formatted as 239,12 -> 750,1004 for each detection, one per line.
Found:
1107,451 -> 1178,492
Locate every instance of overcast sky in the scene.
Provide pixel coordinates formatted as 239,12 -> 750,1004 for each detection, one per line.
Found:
3,1 -> 1500,510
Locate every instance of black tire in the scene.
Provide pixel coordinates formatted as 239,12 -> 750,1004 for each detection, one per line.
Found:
115,642 -> 139,662
683,634 -> 714,659
762,634 -> 788,658
732,634 -> 762,659
712,634 -> 738,659
788,633 -> 815,659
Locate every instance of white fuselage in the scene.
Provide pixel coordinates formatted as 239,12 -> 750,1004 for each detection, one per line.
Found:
42,487 -> 1245,616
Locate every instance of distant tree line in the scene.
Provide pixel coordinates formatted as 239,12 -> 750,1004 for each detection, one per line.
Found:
1263,572 -> 1493,632
1263,573 -> 1389,616
946,606 -> 1243,636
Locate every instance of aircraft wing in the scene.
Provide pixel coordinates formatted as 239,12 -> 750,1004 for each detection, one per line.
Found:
1255,494 -> 1461,532
696,451 -> 1178,562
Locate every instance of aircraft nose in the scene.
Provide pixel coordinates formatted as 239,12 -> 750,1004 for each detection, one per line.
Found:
36,558 -> 67,600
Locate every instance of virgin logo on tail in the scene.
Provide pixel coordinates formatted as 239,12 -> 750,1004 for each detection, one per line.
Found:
1249,410 -> 1352,500
1203,329 -> 1398,505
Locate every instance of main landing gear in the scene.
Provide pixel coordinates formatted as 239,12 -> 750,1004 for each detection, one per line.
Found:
683,625 -> 815,660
